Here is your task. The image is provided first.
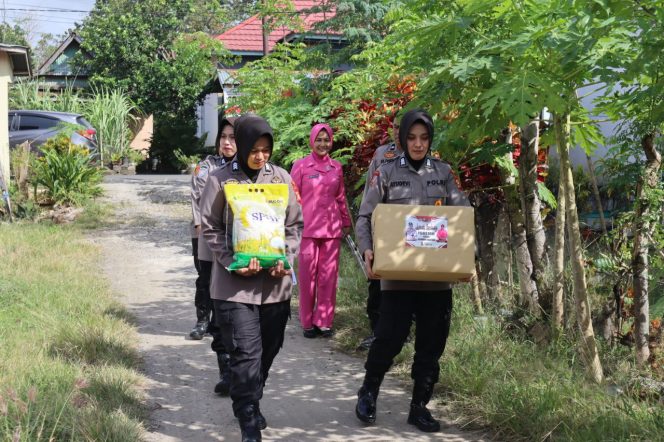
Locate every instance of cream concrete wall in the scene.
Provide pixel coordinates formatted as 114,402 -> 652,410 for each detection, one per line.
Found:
129,114 -> 154,152
0,52 -> 12,183
197,93 -> 221,147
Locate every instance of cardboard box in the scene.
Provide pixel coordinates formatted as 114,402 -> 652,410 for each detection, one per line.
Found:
371,204 -> 475,282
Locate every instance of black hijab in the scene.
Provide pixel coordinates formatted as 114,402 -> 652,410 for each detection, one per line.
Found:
215,115 -> 237,161
234,114 -> 274,181
398,109 -> 434,171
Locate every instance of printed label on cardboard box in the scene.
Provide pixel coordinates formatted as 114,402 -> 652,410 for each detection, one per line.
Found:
404,215 -> 448,248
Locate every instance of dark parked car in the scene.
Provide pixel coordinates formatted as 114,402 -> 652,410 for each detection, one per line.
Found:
8,110 -> 98,154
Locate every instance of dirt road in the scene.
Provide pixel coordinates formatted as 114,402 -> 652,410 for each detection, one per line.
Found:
92,174 -> 486,442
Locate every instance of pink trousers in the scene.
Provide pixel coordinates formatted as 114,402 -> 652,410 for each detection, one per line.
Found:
298,237 -> 341,330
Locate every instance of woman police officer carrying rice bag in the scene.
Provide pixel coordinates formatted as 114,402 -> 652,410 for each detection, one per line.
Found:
354,109 -> 470,433
200,114 -> 302,442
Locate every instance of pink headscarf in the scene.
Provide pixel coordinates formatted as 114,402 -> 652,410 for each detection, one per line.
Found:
309,123 -> 334,149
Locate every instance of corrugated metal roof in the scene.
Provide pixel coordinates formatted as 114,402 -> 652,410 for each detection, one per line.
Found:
215,0 -> 338,53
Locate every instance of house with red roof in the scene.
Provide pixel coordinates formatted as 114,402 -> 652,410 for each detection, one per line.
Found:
216,0 -> 342,63
197,0 -> 346,146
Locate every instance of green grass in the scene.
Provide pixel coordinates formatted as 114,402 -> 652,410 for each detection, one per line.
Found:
332,246 -> 664,441
0,217 -> 145,441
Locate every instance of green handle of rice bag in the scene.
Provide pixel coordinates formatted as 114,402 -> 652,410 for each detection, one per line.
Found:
228,253 -> 292,271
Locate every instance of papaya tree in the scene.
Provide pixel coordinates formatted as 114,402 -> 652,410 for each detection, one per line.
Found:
596,0 -> 664,365
377,0 -> 650,382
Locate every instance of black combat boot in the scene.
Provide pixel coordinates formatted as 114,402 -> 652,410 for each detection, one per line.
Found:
189,308 -> 210,340
407,379 -> 440,432
355,373 -> 383,424
237,403 -> 262,442
256,405 -> 267,430
214,353 -> 231,395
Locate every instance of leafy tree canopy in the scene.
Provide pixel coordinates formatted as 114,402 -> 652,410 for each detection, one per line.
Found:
78,0 -> 235,164
0,21 -> 30,47
308,0 -> 391,68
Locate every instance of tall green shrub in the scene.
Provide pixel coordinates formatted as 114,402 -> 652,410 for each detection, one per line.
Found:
84,87 -> 138,164
9,79 -> 85,114
32,133 -> 102,205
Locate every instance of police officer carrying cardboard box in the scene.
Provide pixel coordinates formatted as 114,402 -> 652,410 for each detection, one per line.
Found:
354,109 -> 470,433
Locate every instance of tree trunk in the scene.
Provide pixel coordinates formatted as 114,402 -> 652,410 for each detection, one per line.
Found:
473,192 -> 502,304
15,142 -> 31,199
494,207 -> 512,305
501,150 -> 540,315
632,132 -> 662,366
585,154 -> 607,234
519,120 -> 548,308
552,115 -> 568,335
558,112 -> 604,383
471,265 -> 484,315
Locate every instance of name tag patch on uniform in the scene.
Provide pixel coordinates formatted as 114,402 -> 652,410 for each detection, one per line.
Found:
390,181 -> 410,188
308,174 -> 320,179
271,176 -> 283,183
427,180 -> 445,186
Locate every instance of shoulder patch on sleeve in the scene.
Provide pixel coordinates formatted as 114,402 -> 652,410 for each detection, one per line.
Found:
195,162 -> 210,177
291,180 -> 302,205
370,169 -> 380,186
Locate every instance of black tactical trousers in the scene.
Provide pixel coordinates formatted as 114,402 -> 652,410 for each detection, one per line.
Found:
192,238 -> 214,315
366,279 -> 382,332
365,290 -> 453,383
192,238 -> 225,354
214,299 -> 290,415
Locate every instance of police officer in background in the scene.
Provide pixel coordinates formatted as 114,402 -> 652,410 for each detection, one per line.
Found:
200,114 -> 302,442
358,114 -> 402,351
354,109 -> 470,433
190,115 -> 237,395
190,115 -> 238,340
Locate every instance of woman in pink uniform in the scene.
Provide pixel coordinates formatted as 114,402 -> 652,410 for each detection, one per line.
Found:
290,123 -> 352,338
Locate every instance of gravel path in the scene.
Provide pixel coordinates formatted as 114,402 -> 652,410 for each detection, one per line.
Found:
91,174 -> 487,442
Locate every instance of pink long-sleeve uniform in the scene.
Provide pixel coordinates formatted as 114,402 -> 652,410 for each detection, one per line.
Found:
291,152 -> 351,330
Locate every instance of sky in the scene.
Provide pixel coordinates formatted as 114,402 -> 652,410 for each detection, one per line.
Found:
1,0 -> 96,44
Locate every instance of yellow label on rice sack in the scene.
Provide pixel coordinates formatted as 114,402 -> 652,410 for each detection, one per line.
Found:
224,183 -> 290,270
